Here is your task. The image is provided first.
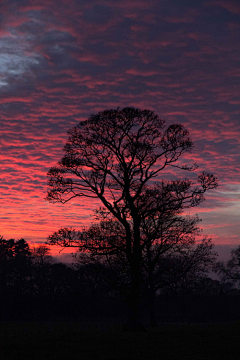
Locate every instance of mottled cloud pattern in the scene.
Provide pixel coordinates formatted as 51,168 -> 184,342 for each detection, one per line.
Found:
0,0 -> 239,250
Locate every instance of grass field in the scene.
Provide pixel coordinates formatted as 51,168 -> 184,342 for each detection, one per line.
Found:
1,320 -> 240,360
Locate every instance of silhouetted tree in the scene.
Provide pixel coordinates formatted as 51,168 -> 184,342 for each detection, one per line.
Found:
154,237 -> 217,296
0,237 -> 32,318
30,245 -> 53,297
32,245 -> 53,267
30,246 -> 78,305
0,237 -> 32,292
214,246 -> 240,292
48,216 -> 217,326
46,107 -> 218,330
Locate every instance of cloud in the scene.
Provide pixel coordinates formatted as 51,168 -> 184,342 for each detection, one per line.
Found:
205,0 -> 240,15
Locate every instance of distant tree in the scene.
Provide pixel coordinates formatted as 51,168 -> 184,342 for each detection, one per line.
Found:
214,246 -> 240,292
154,237 -> 217,296
0,237 -> 32,292
30,245 -> 53,297
0,236 -> 15,300
0,237 -> 32,318
46,107 -> 218,330
30,245 -> 76,299
12,239 -> 32,297
32,245 -> 53,267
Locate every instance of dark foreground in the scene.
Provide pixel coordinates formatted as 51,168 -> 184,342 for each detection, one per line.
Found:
1,320 -> 240,360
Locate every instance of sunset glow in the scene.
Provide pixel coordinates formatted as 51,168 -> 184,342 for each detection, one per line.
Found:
0,0 -> 239,256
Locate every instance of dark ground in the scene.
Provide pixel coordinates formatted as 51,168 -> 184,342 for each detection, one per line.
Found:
1,320 -> 240,360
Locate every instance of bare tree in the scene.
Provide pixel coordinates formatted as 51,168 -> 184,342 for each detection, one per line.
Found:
46,107 -> 218,330
30,245 -> 53,297
214,246 -> 240,292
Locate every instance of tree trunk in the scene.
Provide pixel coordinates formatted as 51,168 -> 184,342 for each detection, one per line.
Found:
124,209 -> 146,331
124,255 -> 146,332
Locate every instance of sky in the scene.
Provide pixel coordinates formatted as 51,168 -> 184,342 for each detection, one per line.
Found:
0,0 -> 239,258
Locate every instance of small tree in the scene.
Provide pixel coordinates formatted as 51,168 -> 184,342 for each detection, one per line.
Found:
0,237 -> 33,318
153,237 -> 217,296
30,245 -> 53,297
214,246 -> 240,292
46,107 -> 218,330
0,237 -> 32,293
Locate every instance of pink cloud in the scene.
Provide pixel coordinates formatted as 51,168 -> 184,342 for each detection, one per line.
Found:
206,0 -> 240,15
166,9 -> 198,24
126,69 -> 159,76
0,97 -> 33,103
102,0 -> 156,10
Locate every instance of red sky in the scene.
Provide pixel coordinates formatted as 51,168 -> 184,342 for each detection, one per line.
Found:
0,0 -> 239,257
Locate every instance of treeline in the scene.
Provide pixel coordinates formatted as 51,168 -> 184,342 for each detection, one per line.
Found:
0,236 -> 119,321
1,236 -> 240,324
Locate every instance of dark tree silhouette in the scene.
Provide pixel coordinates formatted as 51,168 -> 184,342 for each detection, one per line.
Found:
152,236 -> 217,295
0,237 -> 32,292
48,215 -> 217,327
0,237 -> 32,318
46,107 -> 218,330
214,246 -> 240,291
29,245 -> 53,298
